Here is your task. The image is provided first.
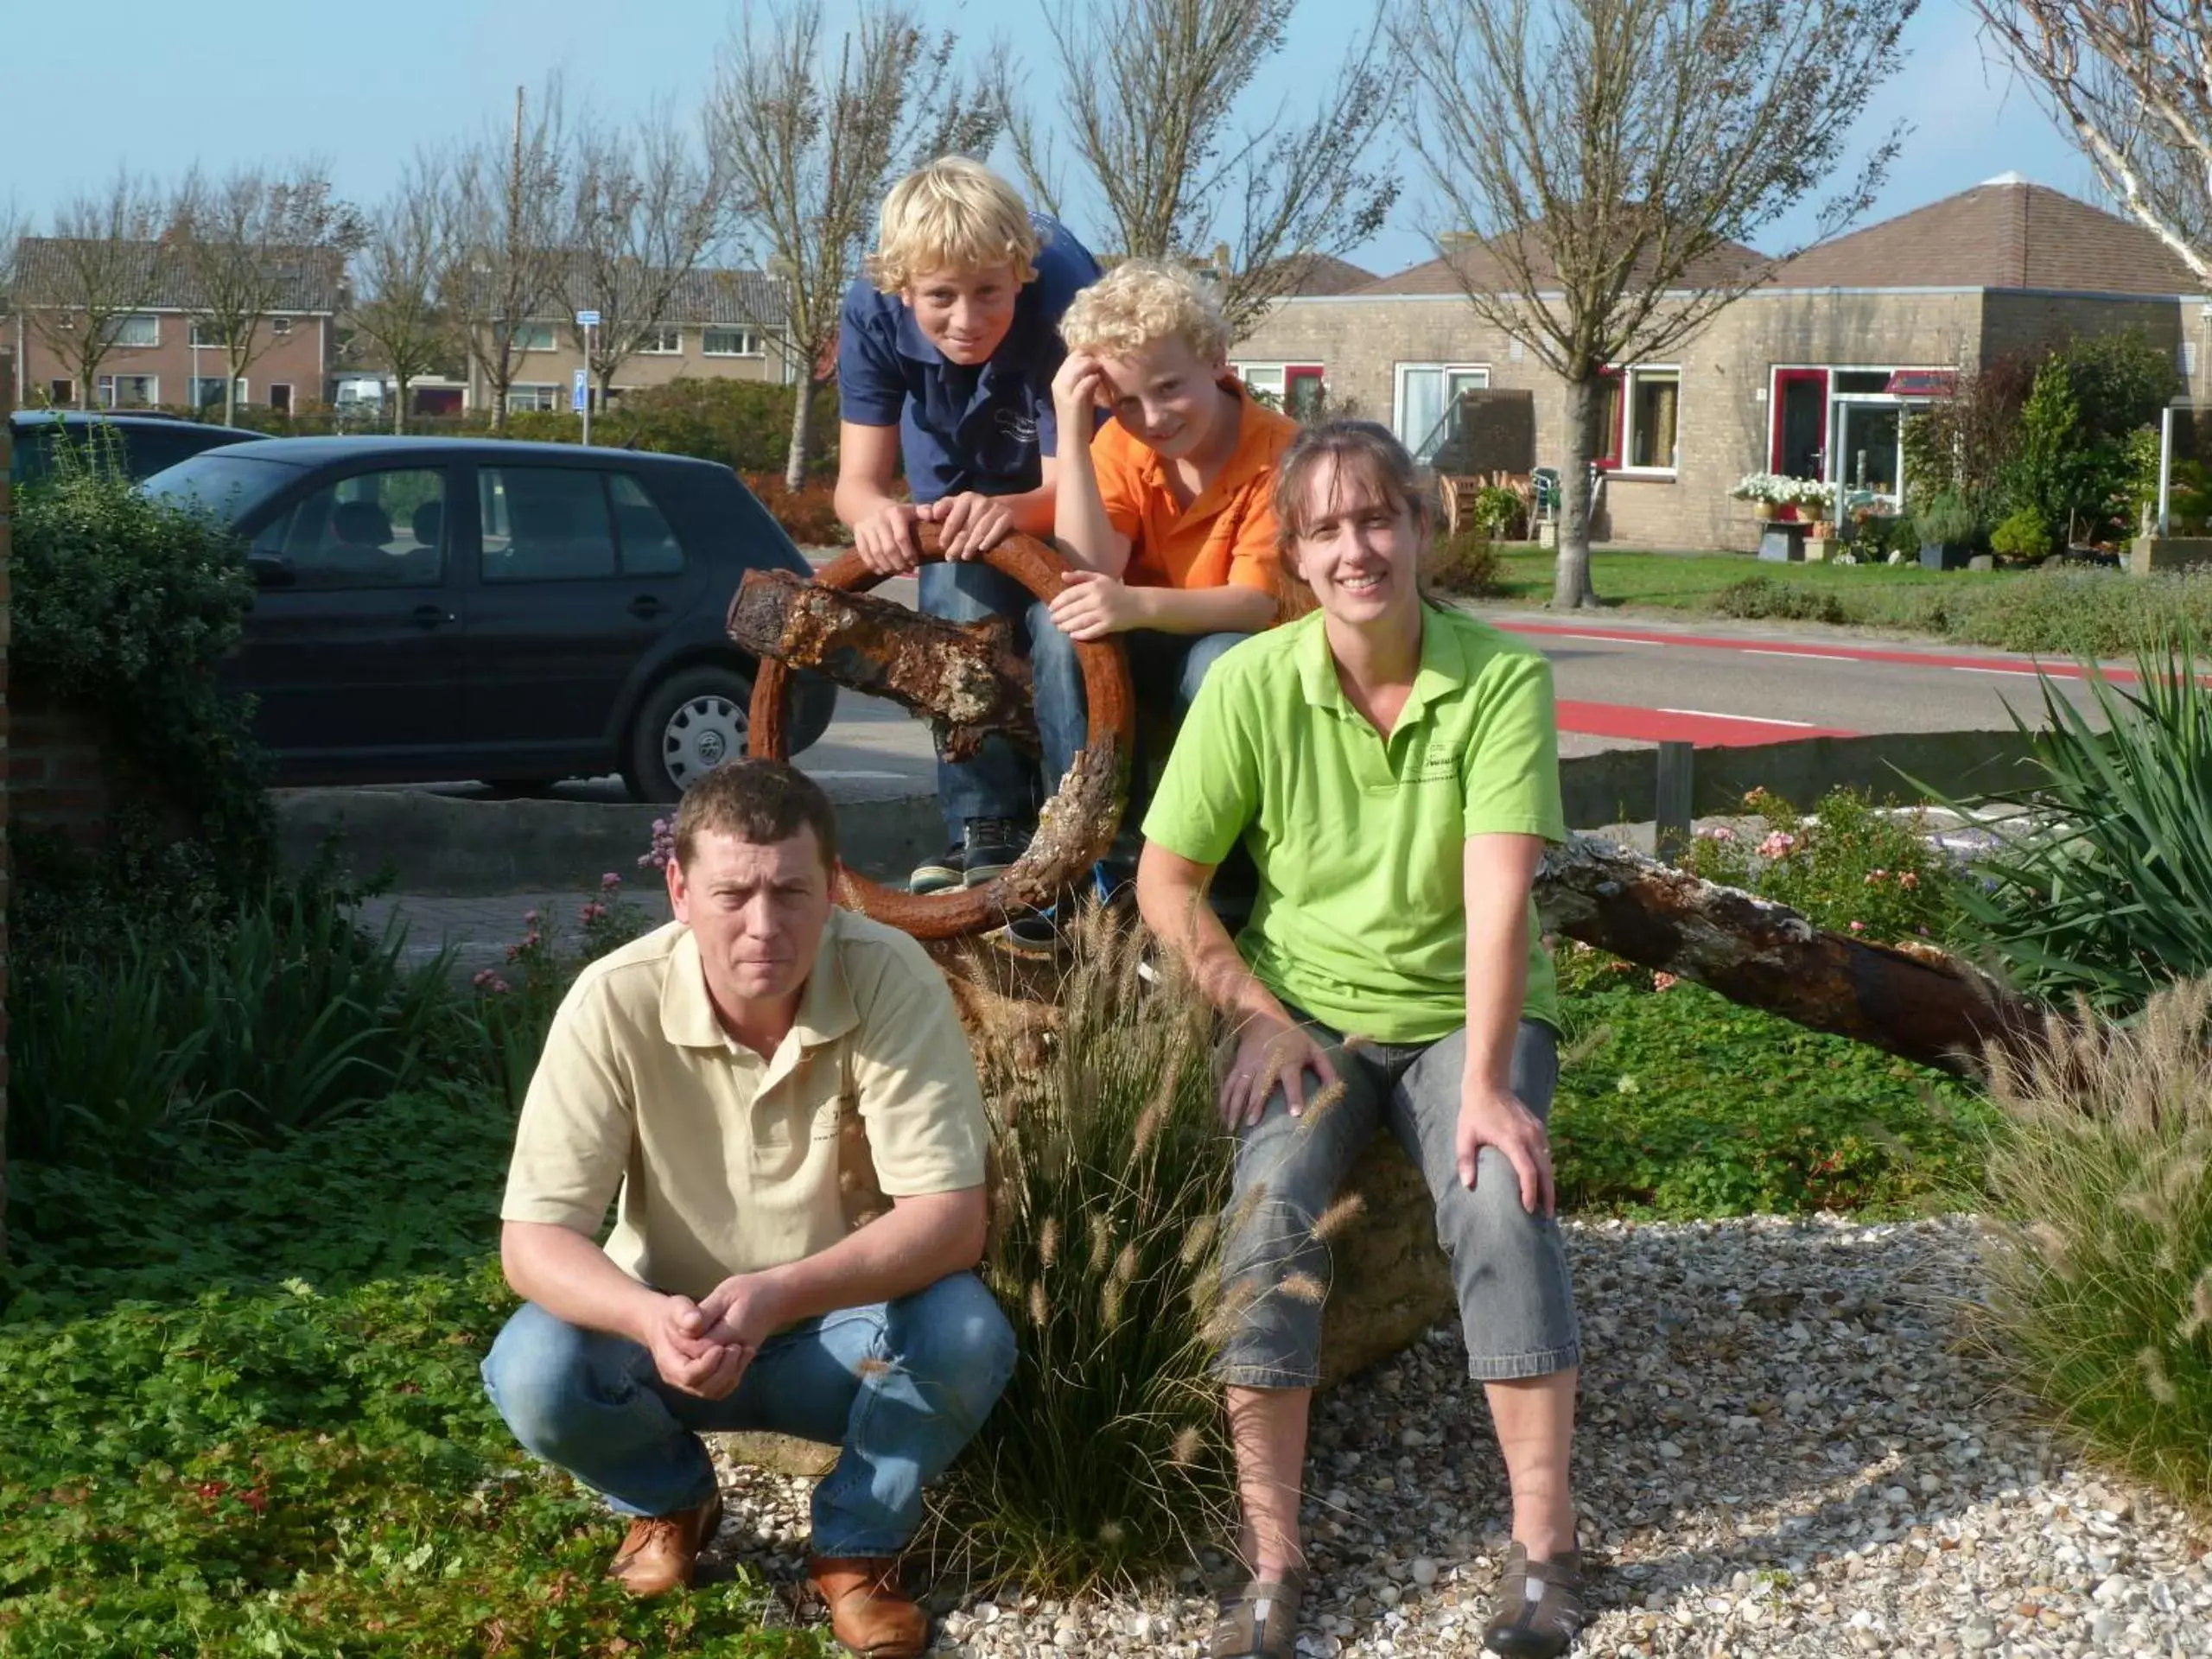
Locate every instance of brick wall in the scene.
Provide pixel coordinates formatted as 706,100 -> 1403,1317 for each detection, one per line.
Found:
8,702 -> 116,842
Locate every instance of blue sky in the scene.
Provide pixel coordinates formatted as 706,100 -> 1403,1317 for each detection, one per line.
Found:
0,0 -> 2095,278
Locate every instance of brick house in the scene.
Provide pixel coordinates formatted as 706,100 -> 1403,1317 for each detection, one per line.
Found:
7,237 -> 342,416
1230,175 -> 2210,550
477,266 -> 795,414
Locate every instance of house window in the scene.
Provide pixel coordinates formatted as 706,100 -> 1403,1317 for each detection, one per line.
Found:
1234,362 -> 1325,420
270,384 -> 293,415
639,325 -> 683,354
190,318 -> 226,347
271,315 -> 293,337
97,373 -> 158,408
1624,367 -> 1680,472
110,314 -> 159,347
506,384 -> 560,413
512,321 -> 557,352
190,377 -> 249,410
48,378 -> 74,404
1393,363 -> 1491,461
702,326 -> 764,357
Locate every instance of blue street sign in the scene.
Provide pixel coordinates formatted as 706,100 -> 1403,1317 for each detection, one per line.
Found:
575,308 -> 601,327
571,368 -> 589,412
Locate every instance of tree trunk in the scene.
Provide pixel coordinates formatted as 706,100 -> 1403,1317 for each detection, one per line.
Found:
393,372 -> 410,435
784,374 -> 816,493
223,346 -> 240,428
1554,374 -> 1600,609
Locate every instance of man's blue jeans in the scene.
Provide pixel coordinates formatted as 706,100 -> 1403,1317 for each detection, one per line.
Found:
480,1272 -> 1016,1557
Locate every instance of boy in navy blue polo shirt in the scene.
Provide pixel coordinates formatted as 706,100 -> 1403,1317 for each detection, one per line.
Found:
834,156 -> 1101,893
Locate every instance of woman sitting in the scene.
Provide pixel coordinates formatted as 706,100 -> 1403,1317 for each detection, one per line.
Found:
1136,420 -> 1585,1659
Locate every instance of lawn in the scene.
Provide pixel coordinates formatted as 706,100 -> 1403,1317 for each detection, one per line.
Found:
1484,543 -> 2021,613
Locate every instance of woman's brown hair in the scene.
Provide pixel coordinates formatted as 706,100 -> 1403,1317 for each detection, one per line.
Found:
1270,419 -> 1438,567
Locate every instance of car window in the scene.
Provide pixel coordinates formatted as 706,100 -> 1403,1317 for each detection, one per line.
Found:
125,428 -> 226,480
251,467 -> 448,590
480,467 -> 619,582
610,473 -> 685,575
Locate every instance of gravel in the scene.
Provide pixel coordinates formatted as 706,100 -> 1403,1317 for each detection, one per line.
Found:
705,1215 -> 2212,1656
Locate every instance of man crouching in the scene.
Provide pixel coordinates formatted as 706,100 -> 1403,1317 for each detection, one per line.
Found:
482,758 -> 1012,1657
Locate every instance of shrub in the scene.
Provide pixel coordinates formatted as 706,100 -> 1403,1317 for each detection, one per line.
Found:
1969,978 -> 2212,1512
1467,483 -> 1528,539
1989,504 -> 2055,563
1712,575 -> 1848,625
1677,786 -> 1963,944
742,473 -> 847,546
8,884 -> 461,1171
1421,524 -> 1503,596
1942,639 -> 2212,1014
1948,569 -> 2212,658
1912,488 -> 1979,549
930,905 -> 1235,1588
11,467 -> 270,905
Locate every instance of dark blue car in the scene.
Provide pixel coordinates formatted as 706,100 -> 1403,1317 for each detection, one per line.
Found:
146,436 -> 836,801
10,409 -> 258,485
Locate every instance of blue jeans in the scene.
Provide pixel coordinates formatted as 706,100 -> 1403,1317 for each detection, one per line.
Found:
480,1271 -> 1016,1556
918,562 -> 1246,845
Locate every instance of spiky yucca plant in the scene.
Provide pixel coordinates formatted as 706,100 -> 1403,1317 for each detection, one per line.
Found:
1972,979 -> 2212,1510
925,902 -> 1242,1590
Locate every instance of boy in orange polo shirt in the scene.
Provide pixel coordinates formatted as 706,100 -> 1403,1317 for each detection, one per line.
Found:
1035,258 -> 1299,898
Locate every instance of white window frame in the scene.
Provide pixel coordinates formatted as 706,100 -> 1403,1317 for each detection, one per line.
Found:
110,313 -> 160,348
190,318 -> 226,347
97,372 -> 160,408
1616,363 -> 1682,476
639,325 -> 683,355
271,315 -> 293,337
269,382 -> 294,413
702,326 -> 765,358
1235,361 -> 1289,399
506,383 -> 560,413
1391,361 -> 1491,457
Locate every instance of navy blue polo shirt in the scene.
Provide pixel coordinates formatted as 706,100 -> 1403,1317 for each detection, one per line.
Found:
837,214 -> 1101,504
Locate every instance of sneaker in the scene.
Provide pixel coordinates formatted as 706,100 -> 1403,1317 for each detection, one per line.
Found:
959,817 -> 1028,887
909,842 -> 964,895
1001,909 -> 1061,952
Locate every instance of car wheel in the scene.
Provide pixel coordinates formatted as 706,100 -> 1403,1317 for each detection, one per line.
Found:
627,664 -> 754,803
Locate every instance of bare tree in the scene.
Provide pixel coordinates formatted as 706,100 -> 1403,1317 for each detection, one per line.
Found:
1974,4 -> 2212,283
998,0 -> 1401,337
711,0 -> 1001,490
561,107 -> 729,409
16,171 -> 173,410
442,79 -> 569,432
352,156 -> 454,434
169,162 -> 360,426
1397,0 -> 1916,608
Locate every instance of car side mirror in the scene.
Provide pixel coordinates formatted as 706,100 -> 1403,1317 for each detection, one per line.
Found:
248,552 -> 296,589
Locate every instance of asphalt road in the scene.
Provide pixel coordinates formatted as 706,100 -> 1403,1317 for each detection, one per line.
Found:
423,588 -> 2112,808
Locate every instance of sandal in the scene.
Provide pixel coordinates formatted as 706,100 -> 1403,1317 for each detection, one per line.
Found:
1210,1567 -> 1306,1659
1482,1542 -> 1587,1656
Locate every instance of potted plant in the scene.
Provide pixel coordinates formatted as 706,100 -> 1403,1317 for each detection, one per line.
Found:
1731,472 -> 1784,520
1794,478 -> 1837,531
1914,490 -> 1979,569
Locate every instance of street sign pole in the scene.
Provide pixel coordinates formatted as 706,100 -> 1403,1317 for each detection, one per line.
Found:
574,310 -> 601,445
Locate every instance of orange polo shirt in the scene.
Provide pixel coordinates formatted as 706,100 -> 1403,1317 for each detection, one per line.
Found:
1091,383 -> 1300,597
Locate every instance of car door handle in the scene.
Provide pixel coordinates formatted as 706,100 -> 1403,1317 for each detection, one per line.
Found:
627,594 -> 666,620
410,604 -> 454,628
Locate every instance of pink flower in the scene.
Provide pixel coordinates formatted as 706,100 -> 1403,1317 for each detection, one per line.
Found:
1848,920 -> 1866,932
1898,871 -> 1919,890
474,968 -> 512,995
601,872 -> 621,889
579,900 -> 607,924
524,931 -> 542,949
1708,824 -> 1735,842
1865,871 -> 1885,886
1653,971 -> 1680,992
1757,831 -> 1797,860
523,908 -> 540,926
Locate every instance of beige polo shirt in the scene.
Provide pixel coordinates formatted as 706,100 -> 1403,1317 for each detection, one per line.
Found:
501,910 -> 988,1302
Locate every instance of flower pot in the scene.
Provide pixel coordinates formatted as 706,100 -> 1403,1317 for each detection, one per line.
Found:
1751,499 -> 1777,521
1919,542 -> 1974,571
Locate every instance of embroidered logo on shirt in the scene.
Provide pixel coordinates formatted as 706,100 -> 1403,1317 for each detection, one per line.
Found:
996,410 -> 1039,444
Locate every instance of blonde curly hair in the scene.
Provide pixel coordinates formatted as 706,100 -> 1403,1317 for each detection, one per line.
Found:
864,156 -> 1039,294
1058,258 -> 1232,364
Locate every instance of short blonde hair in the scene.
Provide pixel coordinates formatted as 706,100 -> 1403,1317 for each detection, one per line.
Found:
865,156 -> 1039,293
1058,258 -> 1232,364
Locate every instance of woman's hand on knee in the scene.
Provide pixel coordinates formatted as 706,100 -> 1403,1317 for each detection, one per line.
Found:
1456,1083 -> 1556,1217
1220,1015 -> 1338,1130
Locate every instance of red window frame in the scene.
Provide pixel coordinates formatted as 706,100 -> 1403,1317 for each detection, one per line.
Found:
1593,368 -> 1626,469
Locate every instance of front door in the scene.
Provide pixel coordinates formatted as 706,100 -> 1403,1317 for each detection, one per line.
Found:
1771,369 -> 1828,479
229,463 -> 465,774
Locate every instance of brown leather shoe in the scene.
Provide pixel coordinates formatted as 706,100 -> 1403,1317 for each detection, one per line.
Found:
606,1491 -> 722,1597
809,1554 -> 929,1657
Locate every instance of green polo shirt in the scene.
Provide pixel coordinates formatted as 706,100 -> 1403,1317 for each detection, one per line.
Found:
1143,605 -> 1565,1044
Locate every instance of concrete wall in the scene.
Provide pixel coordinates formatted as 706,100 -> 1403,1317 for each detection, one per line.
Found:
1236,284 -> 2200,551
